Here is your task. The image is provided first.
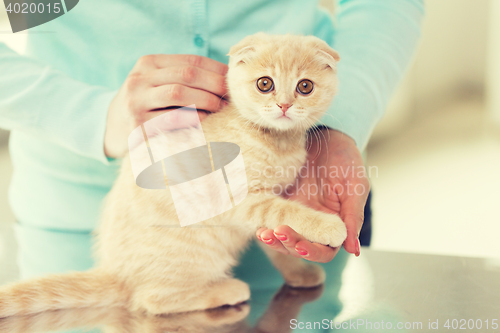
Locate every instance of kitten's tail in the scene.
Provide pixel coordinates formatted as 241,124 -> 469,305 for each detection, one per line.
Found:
0,270 -> 128,318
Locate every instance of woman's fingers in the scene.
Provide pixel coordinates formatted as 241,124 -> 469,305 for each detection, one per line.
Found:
257,228 -> 288,255
132,54 -> 228,75
257,225 -> 339,263
295,241 -> 339,263
149,66 -> 228,98
256,227 -> 267,240
145,84 -> 226,113
196,110 -> 211,122
140,108 -> 204,129
105,54 -> 229,159
257,226 -> 307,258
273,225 -> 307,258
153,54 -> 229,75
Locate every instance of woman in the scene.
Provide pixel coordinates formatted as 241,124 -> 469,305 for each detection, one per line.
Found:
0,0 -> 423,282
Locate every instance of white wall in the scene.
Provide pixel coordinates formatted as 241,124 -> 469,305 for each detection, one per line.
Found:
372,0 -> 490,142
415,0 -> 489,101
486,0 -> 500,127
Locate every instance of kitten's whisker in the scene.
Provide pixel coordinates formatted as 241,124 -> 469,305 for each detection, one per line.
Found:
220,116 -> 242,133
255,117 -> 271,144
318,114 -> 344,135
316,124 -> 329,160
307,122 -> 313,151
305,119 -> 324,161
310,123 -> 323,161
218,92 -> 230,103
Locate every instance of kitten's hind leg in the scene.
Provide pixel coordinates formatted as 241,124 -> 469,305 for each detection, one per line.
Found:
258,241 -> 325,288
136,278 -> 250,315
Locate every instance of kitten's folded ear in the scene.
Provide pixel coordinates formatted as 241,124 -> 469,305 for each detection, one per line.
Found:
319,48 -> 340,62
228,32 -> 269,66
314,38 -> 341,70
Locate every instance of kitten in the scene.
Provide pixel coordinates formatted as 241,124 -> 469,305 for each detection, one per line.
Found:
0,33 -> 346,317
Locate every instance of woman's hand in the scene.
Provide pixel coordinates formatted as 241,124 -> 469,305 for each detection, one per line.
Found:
256,129 -> 369,262
104,54 -> 228,158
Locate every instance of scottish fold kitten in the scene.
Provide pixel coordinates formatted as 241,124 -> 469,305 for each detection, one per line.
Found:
0,33 -> 346,317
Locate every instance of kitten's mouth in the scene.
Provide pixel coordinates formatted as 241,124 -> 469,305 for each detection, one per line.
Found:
278,114 -> 292,120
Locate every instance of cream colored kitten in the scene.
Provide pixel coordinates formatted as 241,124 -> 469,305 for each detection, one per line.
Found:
0,33 -> 346,317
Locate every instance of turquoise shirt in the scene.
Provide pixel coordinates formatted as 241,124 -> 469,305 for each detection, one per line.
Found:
0,0 -> 424,236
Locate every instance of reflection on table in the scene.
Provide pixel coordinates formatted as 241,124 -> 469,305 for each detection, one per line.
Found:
0,247 -> 499,333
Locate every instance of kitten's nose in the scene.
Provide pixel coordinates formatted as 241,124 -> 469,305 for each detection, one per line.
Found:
277,103 -> 292,114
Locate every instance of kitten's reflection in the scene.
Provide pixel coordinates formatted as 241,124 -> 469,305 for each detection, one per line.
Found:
0,284 -> 323,333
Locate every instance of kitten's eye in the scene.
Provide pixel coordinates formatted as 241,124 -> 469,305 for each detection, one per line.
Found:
297,79 -> 314,95
256,77 -> 274,93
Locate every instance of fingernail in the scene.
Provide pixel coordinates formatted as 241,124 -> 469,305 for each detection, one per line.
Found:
262,238 -> 274,245
274,233 -> 287,241
355,239 -> 361,257
296,248 -> 308,256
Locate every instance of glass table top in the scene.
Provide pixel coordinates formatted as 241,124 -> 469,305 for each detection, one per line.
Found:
0,248 -> 499,333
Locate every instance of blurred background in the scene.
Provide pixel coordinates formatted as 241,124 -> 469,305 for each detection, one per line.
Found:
0,0 -> 499,285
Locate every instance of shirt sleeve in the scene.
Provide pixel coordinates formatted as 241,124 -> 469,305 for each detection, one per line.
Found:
319,0 -> 425,151
0,42 -> 116,163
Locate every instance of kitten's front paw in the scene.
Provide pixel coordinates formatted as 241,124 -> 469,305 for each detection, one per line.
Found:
298,213 -> 347,247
